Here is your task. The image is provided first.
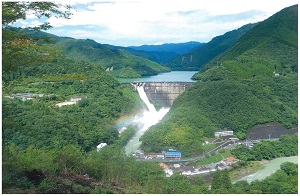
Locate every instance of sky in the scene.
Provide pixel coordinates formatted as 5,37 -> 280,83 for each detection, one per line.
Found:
16,0 -> 298,46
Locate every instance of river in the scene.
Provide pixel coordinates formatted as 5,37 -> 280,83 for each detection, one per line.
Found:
234,156 -> 298,183
116,71 -> 197,155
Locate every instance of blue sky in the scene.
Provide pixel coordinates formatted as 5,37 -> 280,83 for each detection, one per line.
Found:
16,0 -> 298,46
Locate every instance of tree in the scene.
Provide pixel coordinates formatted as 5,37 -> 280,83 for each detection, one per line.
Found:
55,145 -> 84,173
211,170 -> 232,193
2,2 -> 72,30
280,162 -> 298,176
2,2 -> 73,79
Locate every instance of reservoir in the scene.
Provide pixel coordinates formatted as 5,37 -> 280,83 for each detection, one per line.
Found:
234,156 -> 298,183
117,71 -> 198,83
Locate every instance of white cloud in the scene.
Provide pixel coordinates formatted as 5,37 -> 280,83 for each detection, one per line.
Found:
43,0 -> 298,46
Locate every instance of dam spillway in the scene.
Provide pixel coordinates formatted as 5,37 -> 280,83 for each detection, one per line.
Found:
130,82 -> 194,107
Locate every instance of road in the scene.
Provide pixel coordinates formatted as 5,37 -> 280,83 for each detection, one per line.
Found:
137,140 -> 236,163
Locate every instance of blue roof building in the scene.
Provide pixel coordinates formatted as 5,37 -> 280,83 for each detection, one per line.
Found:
164,151 -> 181,159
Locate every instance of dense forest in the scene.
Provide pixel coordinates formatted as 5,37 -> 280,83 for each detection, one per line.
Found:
141,5 -> 298,155
2,2 -> 298,194
165,23 -> 255,70
231,134 -> 298,162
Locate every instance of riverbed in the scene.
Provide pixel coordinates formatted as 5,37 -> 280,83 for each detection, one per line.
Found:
234,156 -> 298,183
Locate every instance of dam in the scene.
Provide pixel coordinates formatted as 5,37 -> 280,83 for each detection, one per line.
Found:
130,82 -> 194,107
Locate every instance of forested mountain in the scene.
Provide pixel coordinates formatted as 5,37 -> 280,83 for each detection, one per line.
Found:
56,39 -> 170,78
14,28 -> 170,78
118,46 -> 179,64
195,4 -> 298,77
165,24 -> 255,70
141,5 -> 298,156
129,41 -> 203,54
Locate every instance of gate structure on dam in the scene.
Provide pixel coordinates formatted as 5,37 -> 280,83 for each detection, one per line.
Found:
130,82 -> 194,107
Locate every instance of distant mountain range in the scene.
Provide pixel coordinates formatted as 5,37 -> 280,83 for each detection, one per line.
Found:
116,41 -> 204,64
128,41 -> 203,54
117,47 -> 178,64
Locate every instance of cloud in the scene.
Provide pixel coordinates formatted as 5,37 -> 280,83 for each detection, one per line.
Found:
40,0 -> 299,46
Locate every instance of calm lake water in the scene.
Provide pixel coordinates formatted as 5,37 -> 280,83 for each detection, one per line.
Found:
234,156 -> 298,183
117,71 -> 198,83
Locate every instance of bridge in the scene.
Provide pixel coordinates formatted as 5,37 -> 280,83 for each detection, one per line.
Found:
129,82 -> 194,107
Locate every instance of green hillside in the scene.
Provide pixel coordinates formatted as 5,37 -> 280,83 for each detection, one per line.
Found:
13,29 -> 170,78
165,23 -> 255,71
2,42 -> 146,152
141,5 -> 298,156
194,4 -> 298,79
55,38 -> 170,78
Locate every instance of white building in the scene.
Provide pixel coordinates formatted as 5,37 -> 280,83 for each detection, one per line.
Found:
164,169 -> 173,177
70,96 -> 87,102
97,143 -> 108,152
214,130 -> 233,138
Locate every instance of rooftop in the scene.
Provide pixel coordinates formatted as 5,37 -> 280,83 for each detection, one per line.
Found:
165,151 -> 181,155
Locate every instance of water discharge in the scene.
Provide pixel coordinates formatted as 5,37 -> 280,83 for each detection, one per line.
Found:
124,85 -> 169,155
136,86 -> 156,113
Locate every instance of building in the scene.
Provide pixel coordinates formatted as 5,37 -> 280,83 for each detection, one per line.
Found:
159,163 -> 173,177
147,153 -> 165,159
133,150 -> 145,159
214,130 -> 233,138
164,151 -> 181,159
226,157 -> 235,165
243,141 -> 254,148
96,143 -> 107,152
70,96 -> 87,102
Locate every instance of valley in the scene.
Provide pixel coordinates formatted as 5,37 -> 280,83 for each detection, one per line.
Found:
2,2 -> 298,194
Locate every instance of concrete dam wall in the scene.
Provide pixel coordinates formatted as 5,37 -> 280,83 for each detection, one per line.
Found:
130,82 -> 194,107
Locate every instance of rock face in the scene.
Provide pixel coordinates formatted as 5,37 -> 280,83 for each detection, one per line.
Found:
131,82 -> 193,107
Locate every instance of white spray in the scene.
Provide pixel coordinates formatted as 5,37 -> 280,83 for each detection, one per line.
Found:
124,84 -> 169,155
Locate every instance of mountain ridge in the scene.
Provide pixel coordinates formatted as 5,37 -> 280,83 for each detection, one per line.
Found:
128,41 -> 204,54
12,28 -> 171,78
165,23 -> 256,71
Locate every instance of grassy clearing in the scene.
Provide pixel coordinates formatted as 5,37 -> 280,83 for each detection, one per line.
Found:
202,143 -> 216,151
195,150 -> 232,166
